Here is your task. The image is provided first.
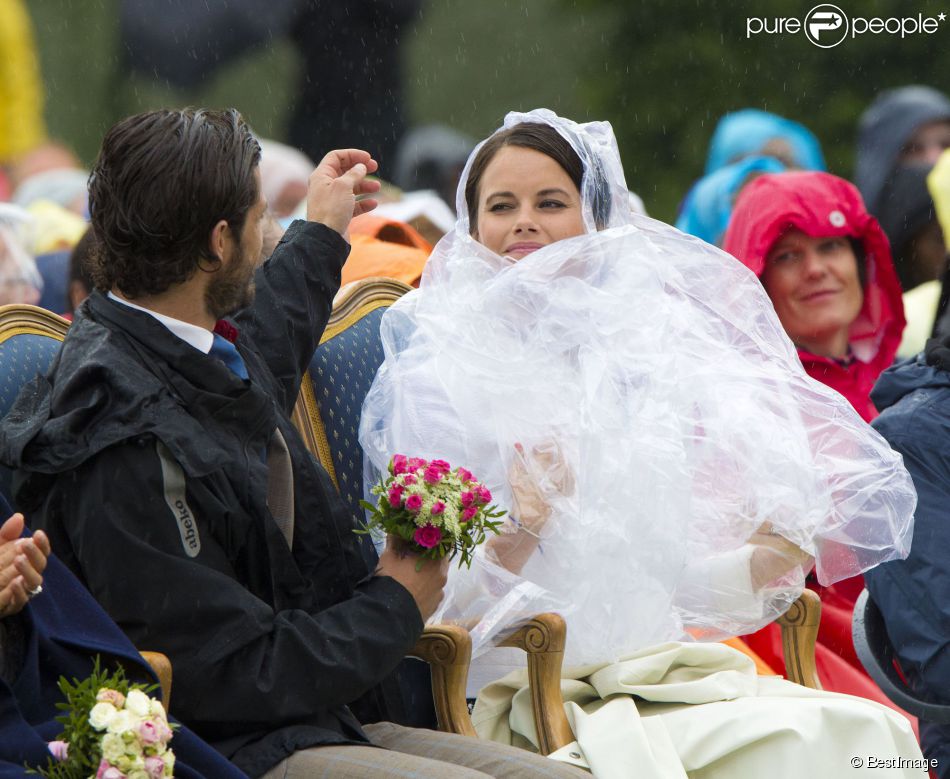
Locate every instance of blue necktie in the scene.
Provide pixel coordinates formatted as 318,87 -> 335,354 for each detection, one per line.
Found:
210,333 -> 249,380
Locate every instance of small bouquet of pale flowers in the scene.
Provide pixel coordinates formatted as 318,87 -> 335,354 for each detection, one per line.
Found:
36,658 -> 175,779
360,454 -> 506,568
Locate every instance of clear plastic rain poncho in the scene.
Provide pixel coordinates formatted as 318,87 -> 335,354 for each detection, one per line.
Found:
359,109 -> 916,666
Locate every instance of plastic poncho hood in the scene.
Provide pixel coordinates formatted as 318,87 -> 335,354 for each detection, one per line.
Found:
359,109 -> 916,665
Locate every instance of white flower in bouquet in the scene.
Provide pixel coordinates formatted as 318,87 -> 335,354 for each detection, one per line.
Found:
38,659 -> 177,779
89,701 -> 119,730
101,733 -> 126,764
125,688 -> 152,717
107,708 -> 138,735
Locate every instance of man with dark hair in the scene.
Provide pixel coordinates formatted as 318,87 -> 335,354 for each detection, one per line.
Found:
0,108 -> 580,779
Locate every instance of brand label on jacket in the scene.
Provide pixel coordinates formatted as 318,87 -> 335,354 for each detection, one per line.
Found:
156,440 -> 201,557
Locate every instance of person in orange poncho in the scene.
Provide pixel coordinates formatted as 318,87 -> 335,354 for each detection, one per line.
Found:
343,213 -> 431,287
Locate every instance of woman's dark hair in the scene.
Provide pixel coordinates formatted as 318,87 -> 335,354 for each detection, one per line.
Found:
849,237 -> 868,288
88,108 -> 261,297
464,122 -> 611,233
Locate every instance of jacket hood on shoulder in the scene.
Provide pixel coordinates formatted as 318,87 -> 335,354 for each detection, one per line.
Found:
871,350 -> 950,414
722,170 -> 906,376
0,292 -> 247,480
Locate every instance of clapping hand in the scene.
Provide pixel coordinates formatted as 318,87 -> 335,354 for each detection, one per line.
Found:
0,513 -> 50,618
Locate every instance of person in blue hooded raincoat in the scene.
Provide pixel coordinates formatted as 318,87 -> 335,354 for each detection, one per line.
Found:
704,108 -> 826,175
676,155 -> 786,246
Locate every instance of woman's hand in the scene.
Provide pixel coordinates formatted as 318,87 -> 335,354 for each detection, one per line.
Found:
488,441 -> 575,574
747,521 -> 814,590
0,513 -> 50,618
305,149 -> 381,239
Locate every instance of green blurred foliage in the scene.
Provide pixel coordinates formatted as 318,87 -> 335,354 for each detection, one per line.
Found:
573,0 -> 950,220
24,0 -> 950,222
28,0 -> 297,165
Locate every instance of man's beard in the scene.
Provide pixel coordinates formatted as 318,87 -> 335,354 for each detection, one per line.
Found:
205,240 -> 256,320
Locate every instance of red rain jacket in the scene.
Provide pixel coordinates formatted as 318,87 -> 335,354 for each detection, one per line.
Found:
722,171 -> 906,422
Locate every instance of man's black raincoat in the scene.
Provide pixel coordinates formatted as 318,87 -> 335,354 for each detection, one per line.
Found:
0,221 -> 423,778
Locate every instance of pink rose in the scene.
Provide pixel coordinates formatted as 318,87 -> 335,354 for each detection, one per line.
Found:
405,494 -> 423,512
144,756 -> 166,779
402,474 -> 417,486
138,720 -> 160,745
387,485 -> 404,508
392,454 -> 408,475
430,459 -> 451,473
423,466 -> 443,484
408,457 -> 427,471
456,467 -> 473,483
96,761 -> 126,779
461,506 -> 477,522
460,490 -> 475,507
430,501 -> 445,515
414,524 -> 442,549
477,486 -> 492,504
156,719 -> 173,743
47,741 -> 69,761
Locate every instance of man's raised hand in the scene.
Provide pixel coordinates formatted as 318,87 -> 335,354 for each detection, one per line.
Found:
306,149 -> 381,238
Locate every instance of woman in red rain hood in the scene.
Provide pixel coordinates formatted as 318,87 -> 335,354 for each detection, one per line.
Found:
722,170 -> 913,725
723,171 -> 905,421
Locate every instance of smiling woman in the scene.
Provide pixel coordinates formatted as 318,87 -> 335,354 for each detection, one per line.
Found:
723,171 -> 906,422
722,170 -> 911,726
474,146 -> 586,261
761,231 -> 864,359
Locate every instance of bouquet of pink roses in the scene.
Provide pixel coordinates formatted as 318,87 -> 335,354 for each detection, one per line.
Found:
36,658 -> 176,779
359,455 -> 505,568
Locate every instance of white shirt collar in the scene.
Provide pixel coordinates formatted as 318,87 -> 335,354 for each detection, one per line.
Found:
107,291 -> 215,354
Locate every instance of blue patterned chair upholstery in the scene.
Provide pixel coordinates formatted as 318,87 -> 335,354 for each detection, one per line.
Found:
292,277 -> 412,569
290,278 -> 450,728
0,305 -> 69,505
